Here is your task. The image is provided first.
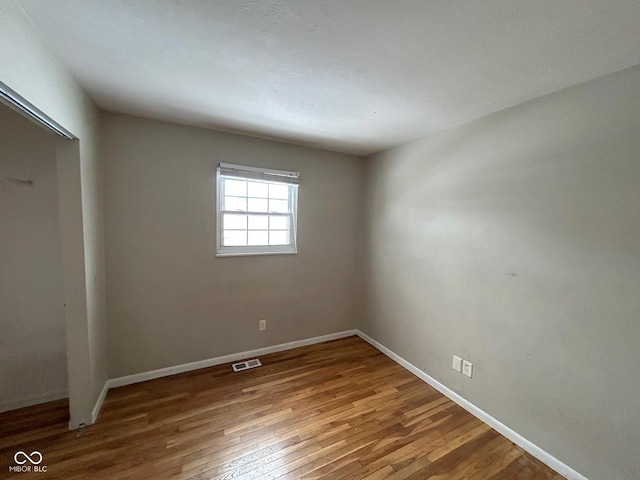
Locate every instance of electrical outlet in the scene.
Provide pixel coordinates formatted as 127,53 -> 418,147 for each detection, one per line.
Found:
452,355 -> 462,372
259,319 -> 266,331
462,360 -> 473,378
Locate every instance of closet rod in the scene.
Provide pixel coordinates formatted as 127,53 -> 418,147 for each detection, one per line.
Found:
2,175 -> 33,185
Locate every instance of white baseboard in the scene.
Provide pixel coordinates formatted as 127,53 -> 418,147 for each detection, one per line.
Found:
94,327 -> 587,480
356,330 -> 588,480
106,330 -> 358,389
91,381 -> 109,424
0,388 -> 68,414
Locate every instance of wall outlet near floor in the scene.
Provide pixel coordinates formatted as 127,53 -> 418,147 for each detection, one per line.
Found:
452,355 -> 462,372
462,360 -> 473,378
259,319 -> 266,330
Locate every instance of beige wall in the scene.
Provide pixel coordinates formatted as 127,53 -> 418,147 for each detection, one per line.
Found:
102,113 -> 363,377
0,0 -> 107,428
0,104 -> 66,411
360,65 -> 640,480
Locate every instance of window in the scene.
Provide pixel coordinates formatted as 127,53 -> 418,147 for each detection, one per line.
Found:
216,163 -> 299,256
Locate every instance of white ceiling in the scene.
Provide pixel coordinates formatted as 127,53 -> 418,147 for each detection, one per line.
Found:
15,0 -> 640,155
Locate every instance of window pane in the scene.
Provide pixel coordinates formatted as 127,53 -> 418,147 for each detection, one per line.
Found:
248,230 -> 268,246
269,199 -> 289,213
217,166 -> 297,255
224,196 -> 247,211
269,230 -> 289,245
269,184 -> 289,200
248,198 -> 268,212
224,230 -> 247,246
224,179 -> 247,196
248,215 -> 268,230
269,215 -> 289,230
248,181 -> 268,198
224,214 -> 247,230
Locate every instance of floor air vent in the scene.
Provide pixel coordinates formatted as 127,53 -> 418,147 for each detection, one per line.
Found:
232,358 -> 262,372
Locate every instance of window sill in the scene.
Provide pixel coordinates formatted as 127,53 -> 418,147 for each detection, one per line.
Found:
216,250 -> 298,257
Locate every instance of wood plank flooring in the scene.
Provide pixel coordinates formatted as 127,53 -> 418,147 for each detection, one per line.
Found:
0,336 -> 564,479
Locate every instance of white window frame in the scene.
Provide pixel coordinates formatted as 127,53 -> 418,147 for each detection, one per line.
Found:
216,163 -> 299,257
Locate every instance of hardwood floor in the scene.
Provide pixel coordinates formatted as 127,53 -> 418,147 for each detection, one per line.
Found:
0,336 -> 564,479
